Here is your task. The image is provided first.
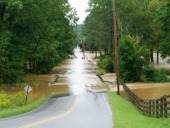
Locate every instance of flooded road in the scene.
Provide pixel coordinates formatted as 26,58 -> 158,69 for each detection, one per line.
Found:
1,48 -> 102,100
1,48 -> 170,102
52,48 -> 102,95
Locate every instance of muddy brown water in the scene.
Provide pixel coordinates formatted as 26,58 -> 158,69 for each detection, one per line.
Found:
0,48 -> 100,101
1,49 -> 170,102
121,83 -> 170,103
0,74 -> 69,101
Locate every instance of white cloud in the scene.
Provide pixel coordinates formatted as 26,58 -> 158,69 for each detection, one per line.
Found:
68,0 -> 89,24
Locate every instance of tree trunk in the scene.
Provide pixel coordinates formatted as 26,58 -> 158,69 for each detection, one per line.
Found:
29,61 -> 32,73
0,3 -> 6,21
95,50 -> 97,58
33,60 -> 37,74
150,49 -> 154,63
157,51 -> 159,64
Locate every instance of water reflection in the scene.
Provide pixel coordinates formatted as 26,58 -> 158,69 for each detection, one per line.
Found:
52,48 -> 101,95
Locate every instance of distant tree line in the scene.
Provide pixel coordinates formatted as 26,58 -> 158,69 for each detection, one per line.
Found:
82,0 -> 170,60
0,0 -> 78,84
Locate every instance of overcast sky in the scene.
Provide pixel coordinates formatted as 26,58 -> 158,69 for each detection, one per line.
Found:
68,0 -> 89,24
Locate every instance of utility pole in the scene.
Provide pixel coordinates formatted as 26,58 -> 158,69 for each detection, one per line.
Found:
112,0 -> 120,95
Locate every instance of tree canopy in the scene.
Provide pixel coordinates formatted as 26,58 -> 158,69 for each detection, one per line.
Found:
0,0 -> 78,84
82,0 -> 170,82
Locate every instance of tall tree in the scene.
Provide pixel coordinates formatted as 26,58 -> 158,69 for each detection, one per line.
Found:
159,0 -> 170,58
82,0 -> 113,56
0,0 -> 78,84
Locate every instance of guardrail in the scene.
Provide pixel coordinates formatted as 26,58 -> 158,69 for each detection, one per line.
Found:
122,83 -> 170,118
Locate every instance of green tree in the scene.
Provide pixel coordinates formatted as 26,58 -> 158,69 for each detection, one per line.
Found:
118,35 -> 149,82
159,0 -> 170,58
0,0 -> 78,84
82,0 -> 113,56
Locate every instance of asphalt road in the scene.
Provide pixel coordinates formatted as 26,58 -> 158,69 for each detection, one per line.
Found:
0,48 -> 113,128
0,93 -> 112,128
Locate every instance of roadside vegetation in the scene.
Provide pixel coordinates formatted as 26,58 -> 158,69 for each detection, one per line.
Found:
108,92 -> 170,128
81,0 -> 170,83
98,55 -> 114,73
0,92 -> 50,118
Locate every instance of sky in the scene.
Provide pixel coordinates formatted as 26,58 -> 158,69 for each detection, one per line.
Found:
68,0 -> 89,24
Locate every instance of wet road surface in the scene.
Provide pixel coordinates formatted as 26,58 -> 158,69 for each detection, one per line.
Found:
0,48 -> 113,128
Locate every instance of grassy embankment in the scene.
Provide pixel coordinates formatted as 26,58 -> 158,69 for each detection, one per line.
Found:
108,92 -> 170,128
0,95 -> 50,118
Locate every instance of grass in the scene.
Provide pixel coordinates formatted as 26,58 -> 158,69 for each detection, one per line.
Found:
0,95 -> 50,118
108,92 -> 170,128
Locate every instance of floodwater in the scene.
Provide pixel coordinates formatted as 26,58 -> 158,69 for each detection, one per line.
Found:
0,48 -> 101,101
1,48 -> 170,101
124,83 -> 170,99
52,48 -> 101,95
0,74 -> 69,101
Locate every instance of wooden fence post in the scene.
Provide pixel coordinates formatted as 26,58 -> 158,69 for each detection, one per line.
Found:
156,99 -> 159,118
160,97 -> 164,117
163,96 -> 167,118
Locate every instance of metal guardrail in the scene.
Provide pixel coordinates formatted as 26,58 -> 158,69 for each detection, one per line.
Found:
123,83 -> 170,118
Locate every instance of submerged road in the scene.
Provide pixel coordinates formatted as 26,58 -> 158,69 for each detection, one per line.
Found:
0,48 -> 113,128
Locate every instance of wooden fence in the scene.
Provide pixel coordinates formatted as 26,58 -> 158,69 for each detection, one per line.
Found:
122,83 -> 170,118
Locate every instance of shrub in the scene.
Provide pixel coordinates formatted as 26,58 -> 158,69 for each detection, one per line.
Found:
161,68 -> 170,75
143,66 -> 169,82
98,55 -> 114,73
118,35 -> 150,82
96,70 -> 105,76
0,91 -> 27,110
11,92 -> 26,107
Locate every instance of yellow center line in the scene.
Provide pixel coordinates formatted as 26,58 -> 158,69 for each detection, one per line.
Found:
19,96 -> 79,128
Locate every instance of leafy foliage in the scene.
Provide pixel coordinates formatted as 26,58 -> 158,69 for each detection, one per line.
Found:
118,35 -> 150,82
143,66 -> 169,82
159,0 -> 170,58
0,91 -> 26,110
82,0 -> 113,54
0,0 -> 78,84
98,55 -> 114,73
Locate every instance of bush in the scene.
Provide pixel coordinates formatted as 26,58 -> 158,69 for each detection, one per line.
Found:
143,66 -> 169,82
98,56 -> 114,73
161,68 -> 170,75
0,91 -> 27,110
0,93 -> 13,110
96,70 -> 105,76
11,92 -> 26,107
118,35 -> 150,82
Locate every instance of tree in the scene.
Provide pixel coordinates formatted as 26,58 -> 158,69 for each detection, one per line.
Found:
82,0 -> 113,56
118,35 -> 150,82
0,0 -> 78,84
159,0 -> 170,58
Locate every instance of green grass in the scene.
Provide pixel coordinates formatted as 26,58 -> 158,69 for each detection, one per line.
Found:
0,95 -> 50,118
108,92 -> 170,128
